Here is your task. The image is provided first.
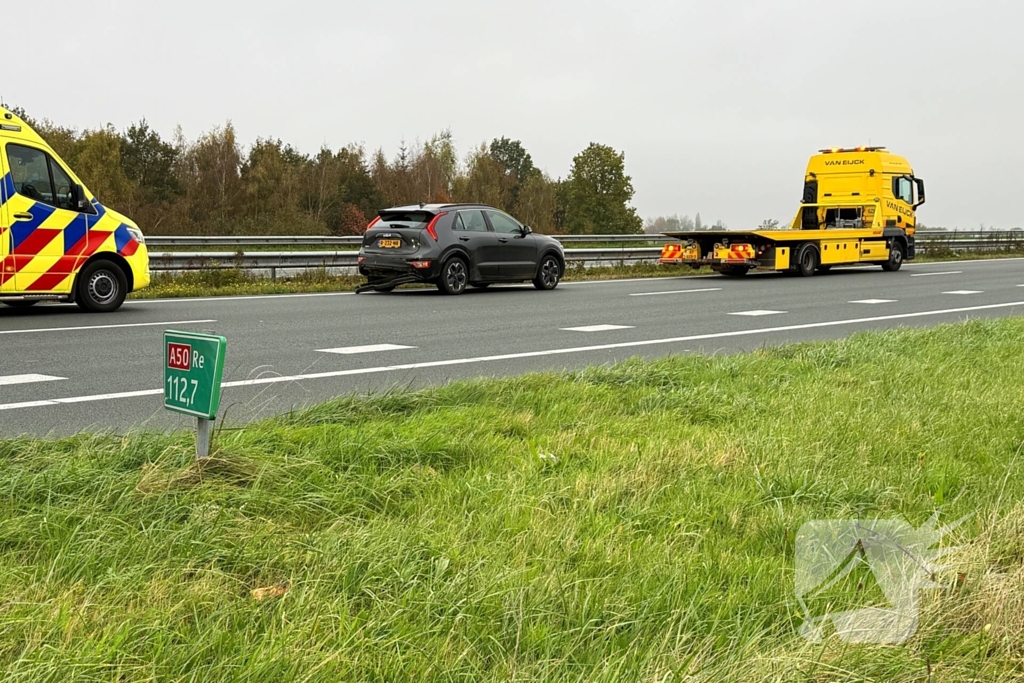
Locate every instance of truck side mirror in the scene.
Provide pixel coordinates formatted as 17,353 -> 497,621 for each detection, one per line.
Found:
914,178 -> 926,208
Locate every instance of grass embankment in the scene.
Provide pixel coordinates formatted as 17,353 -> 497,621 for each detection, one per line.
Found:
3,319 -> 1024,680
131,250 -> 1024,301
129,263 -> 707,299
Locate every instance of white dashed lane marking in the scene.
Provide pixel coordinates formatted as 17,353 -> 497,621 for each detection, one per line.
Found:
850,299 -> 898,305
318,344 -> 417,355
944,291 -> 984,295
729,310 -> 787,317
0,374 -> 66,387
630,288 -> 723,297
561,325 -> 636,332
911,271 -> 963,278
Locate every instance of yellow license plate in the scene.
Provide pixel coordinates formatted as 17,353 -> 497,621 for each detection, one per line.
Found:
378,239 -> 401,248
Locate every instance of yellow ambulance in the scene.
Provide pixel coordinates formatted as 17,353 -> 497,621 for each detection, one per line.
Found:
0,106 -> 149,312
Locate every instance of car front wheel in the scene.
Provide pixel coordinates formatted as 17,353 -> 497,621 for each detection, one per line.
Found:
533,255 -> 561,291
437,257 -> 469,295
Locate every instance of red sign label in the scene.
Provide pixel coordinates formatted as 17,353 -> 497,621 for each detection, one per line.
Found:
168,343 -> 192,371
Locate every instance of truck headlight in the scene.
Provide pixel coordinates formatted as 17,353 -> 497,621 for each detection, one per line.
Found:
127,227 -> 145,245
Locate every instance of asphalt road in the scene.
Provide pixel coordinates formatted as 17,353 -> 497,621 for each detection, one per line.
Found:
2,258 -> 1023,437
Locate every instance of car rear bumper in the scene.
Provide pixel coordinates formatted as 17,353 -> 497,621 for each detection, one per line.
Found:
357,254 -> 441,290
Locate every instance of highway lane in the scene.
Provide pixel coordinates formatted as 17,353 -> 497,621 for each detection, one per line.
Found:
2,257 -> 1023,437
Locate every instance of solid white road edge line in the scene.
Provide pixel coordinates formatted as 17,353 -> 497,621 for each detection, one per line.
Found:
4,300 -> 1024,412
911,271 -> 963,277
125,292 -> 356,305
0,319 -> 218,336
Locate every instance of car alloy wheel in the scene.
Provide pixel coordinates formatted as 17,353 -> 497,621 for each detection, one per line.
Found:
534,256 -> 561,290
439,258 -> 468,295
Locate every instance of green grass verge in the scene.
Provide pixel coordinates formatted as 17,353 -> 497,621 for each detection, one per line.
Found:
130,251 -> 1024,301
3,319 -> 1024,680
128,264 -> 707,300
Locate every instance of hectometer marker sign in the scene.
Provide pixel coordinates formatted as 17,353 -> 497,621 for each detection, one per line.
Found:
163,331 -> 227,419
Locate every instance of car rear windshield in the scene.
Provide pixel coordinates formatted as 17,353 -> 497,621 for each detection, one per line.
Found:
377,211 -> 434,228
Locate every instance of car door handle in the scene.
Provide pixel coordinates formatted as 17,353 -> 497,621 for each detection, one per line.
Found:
13,213 -> 33,221
459,237 -> 471,242
498,238 -> 509,243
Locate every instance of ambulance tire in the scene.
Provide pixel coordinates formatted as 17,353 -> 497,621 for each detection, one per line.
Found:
795,244 -> 819,277
75,260 -> 128,313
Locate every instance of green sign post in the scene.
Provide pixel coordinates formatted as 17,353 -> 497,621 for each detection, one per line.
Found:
164,330 -> 227,458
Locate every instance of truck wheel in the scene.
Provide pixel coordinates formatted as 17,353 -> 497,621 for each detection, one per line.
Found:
75,260 -> 128,312
795,244 -> 819,277
882,242 -> 905,272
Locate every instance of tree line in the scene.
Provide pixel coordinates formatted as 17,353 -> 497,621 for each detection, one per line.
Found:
8,106 -> 643,236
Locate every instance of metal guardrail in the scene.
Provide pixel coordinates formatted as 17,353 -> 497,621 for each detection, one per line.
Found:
146,230 -> 1024,275
148,248 -> 664,274
146,230 -> 1023,249
144,234 -> 677,248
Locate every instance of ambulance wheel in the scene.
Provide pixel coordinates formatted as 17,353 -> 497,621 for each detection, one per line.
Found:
795,244 -> 819,277
76,260 -> 128,313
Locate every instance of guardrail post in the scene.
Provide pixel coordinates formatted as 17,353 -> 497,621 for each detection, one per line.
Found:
270,267 -> 277,282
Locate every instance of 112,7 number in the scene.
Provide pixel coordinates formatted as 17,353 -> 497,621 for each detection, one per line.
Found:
167,376 -> 199,407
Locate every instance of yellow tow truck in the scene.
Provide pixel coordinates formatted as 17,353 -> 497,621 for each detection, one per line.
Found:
660,147 -> 926,276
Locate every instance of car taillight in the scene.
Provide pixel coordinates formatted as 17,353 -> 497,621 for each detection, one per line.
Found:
366,216 -> 381,232
408,260 -> 432,269
424,212 -> 448,242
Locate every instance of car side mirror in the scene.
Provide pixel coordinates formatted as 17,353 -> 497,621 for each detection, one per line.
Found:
522,225 -> 533,235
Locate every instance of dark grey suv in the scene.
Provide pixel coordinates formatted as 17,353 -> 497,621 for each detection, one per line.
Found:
356,204 -> 565,295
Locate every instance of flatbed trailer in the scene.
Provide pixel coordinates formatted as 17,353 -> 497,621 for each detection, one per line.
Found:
659,223 -> 914,277
660,146 -> 924,277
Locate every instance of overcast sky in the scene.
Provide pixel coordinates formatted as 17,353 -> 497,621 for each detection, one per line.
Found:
4,0 -> 1021,229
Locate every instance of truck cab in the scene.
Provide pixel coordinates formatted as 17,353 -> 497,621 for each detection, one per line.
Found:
0,107 -> 149,312
796,147 -> 926,236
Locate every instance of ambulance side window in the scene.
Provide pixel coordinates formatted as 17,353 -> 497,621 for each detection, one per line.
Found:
50,161 -> 75,211
6,144 -> 55,206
